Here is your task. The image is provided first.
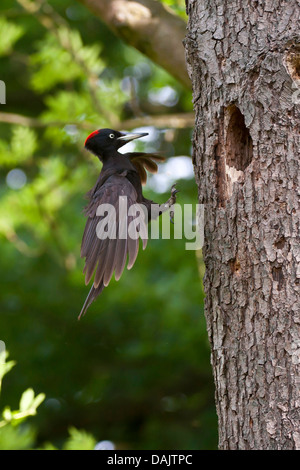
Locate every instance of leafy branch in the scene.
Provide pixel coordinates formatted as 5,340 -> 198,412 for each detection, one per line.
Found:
0,350 -> 98,449
16,0 -> 117,124
0,351 -> 45,429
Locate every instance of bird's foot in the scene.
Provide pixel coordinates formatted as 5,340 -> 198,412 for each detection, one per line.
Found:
157,184 -> 179,223
168,183 -> 179,224
170,183 -> 179,204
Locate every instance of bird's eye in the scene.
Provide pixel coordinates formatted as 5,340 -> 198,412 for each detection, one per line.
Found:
109,133 -> 115,139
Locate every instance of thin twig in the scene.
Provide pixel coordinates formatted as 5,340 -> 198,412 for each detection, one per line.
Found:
0,111 -> 195,130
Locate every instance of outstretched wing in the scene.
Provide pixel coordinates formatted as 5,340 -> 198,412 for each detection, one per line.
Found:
79,173 -> 148,319
127,153 -> 165,184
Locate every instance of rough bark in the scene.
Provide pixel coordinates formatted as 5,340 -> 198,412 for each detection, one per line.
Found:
76,0 -> 190,88
184,0 -> 300,450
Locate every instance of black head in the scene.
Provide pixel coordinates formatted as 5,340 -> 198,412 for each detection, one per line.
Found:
84,128 -> 148,159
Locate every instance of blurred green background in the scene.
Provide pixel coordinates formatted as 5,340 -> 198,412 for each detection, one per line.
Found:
0,0 -> 217,449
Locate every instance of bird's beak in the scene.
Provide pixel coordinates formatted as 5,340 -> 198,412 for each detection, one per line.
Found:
117,132 -> 148,142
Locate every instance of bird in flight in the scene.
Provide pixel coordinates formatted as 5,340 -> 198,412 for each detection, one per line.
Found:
79,128 -> 178,319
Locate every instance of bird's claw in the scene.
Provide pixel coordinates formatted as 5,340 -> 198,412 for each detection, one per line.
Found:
169,183 -> 179,206
169,183 -> 179,224
171,183 -> 179,196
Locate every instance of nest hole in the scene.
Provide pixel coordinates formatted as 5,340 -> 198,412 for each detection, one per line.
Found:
226,106 -> 253,171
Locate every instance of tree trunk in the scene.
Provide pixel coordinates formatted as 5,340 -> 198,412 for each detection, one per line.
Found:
184,0 -> 300,450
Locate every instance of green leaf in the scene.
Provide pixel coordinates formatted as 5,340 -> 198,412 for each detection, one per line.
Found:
19,388 -> 35,412
39,441 -> 58,450
0,17 -> 24,56
31,393 -> 46,411
18,390 -> 45,416
0,351 -> 16,385
2,407 -> 12,422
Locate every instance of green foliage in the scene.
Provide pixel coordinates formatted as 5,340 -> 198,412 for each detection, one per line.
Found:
1,389 -> 45,427
0,423 -> 36,450
0,350 -> 97,449
0,352 -> 45,428
0,0 -> 217,450
159,0 -> 187,19
0,351 -> 44,449
63,427 -> 96,450
0,126 -> 38,166
30,28 -> 104,92
0,351 -> 16,389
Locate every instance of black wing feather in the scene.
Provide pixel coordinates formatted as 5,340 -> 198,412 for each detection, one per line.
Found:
79,173 -> 148,318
